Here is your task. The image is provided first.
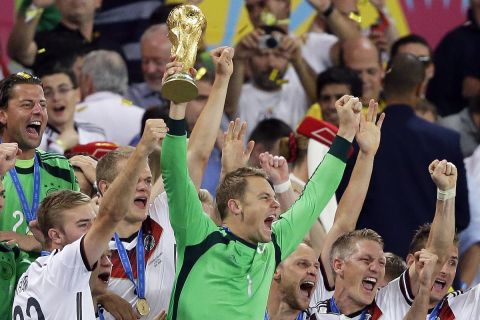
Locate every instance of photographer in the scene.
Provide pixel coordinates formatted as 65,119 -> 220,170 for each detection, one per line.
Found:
225,26 -> 316,139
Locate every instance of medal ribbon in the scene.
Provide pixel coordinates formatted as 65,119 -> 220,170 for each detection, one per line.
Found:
9,153 -> 41,223
428,297 -> 446,320
113,228 -> 146,300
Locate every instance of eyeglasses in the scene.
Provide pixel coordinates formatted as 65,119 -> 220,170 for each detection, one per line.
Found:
417,55 -> 432,65
43,86 -> 74,99
319,93 -> 344,102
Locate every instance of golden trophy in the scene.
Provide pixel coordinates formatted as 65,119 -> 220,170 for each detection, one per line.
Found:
161,4 -> 207,103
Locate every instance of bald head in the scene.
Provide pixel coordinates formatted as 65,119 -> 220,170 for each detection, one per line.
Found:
342,37 -> 383,103
384,53 -> 425,99
141,24 -> 172,92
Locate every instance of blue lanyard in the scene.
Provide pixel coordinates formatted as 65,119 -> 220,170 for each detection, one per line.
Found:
98,305 -> 105,320
40,250 -> 50,256
428,298 -> 445,320
264,311 -> 304,320
9,154 -> 40,224
329,298 -> 369,320
113,228 -> 146,299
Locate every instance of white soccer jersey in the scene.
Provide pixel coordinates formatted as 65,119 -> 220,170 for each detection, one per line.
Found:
106,192 -> 176,320
310,262 -> 335,308
12,236 -> 96,320
376,271 -> 480,319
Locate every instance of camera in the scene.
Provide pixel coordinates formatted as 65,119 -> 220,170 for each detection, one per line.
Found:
258,33 -> 282,49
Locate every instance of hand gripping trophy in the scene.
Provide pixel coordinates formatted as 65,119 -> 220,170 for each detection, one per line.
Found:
161,4 -> 207,103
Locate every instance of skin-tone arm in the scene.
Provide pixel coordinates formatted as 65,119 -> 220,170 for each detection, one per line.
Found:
0,142 -> 20,177
408,159 -> 457,296
281,35 -> 317,104
404,249 -> 438,320
83,119 -> 167,268
7,0 -> 54,66
320,99 -> 385,287
219,118 -> 255,182
224,30 -> 263,119
307,0 -> 362,41
187,47 -> 234,190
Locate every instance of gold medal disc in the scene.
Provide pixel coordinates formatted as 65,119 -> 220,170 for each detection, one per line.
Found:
136,298 -> 150,316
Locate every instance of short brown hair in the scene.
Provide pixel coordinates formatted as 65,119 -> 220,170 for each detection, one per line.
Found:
37,190 -> 91,245
408,223 -> 459,255
330,229 -> 384,266
96,147 -> 135,184
216,167 -> 268,220
384,252 -> 407,282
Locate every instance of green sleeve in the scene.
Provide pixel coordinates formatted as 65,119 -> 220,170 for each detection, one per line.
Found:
272,136 -> 350,261
15,247 -> 31,279
70,165 -> 80,192
160,119 -> 217,248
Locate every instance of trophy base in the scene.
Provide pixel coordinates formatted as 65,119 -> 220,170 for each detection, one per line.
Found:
161,73 -> 198,103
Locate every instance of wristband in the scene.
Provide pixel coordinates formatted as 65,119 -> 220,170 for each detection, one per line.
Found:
274,180 -> 292,194
322,2 -> 335,17
437,187 -> 456,201
25,4 -> 44,23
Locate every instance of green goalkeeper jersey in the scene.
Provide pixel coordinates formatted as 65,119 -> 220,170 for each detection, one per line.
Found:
0,150 -> 79,257
161,119 -> 350,320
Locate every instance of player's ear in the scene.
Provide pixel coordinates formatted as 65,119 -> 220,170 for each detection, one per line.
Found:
333,258 -> 345,277
48,228 -> 63,246
406,253 -> 415,267
0,108 -> 7,126
97,180 -> 109,197
273,267 -> 282,281
227,199 -> 242,216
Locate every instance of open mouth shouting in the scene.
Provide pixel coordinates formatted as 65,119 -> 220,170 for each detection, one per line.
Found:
299,280 -> 315,299
264,214 -> 276,233
98,272 -> 110,284
432,278 -> 447,291
52,105 -> 67,117
26,120 -> 42,138
133,196 -> 148,210
362,277 -> 378,292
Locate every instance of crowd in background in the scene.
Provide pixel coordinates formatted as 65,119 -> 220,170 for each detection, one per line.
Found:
0,0 -> 480,319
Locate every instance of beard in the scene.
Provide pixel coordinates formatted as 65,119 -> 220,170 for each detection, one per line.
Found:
252,69 -> 287,91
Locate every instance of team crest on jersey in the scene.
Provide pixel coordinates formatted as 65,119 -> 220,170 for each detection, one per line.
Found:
144,234 -> 156,251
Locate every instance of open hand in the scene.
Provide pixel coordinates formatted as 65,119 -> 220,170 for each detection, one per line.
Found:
356,99 -> 385,157
221,119 -> 255,174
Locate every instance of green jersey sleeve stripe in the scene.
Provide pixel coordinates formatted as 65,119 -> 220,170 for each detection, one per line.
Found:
271,233 -> 282,268
171,231 -> 229,320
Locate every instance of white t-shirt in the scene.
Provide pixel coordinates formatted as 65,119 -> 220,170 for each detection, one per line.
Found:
12,236 -> 96,320
75,91 -> 145,146
106,192 -> 176,320
238,66 -> 309,139
376,271 -> 480,319
301,32 -> 338,74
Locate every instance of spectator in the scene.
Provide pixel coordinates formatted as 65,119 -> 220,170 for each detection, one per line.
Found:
247,118 -> 292,167
37,63 -> 106,155
438,95 -> 480,158
309,66 -> 362,126
127,24 -> 170,110
341,37 -> 384,106
75,50 -> 144,146
427,0 -> 480,116
7,0 -> 121,75
0,72 -> 79,256
337,53 -> 470,258
379,252 -> 407,287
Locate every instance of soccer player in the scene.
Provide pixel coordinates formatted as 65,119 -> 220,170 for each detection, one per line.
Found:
161,57 -> 361,318
11,118 -> 167,319
0,72 -> 79,255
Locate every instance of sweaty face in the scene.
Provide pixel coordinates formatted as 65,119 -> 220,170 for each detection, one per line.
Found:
236,176 -> 280,244
141,34 -> 172,92
344,47 -> 383,104
42,73 -> 79,130
336,240 -> 386,308
0,84 -> 48,152
276,243 -> 319,310
430,245 -> 458,304
250,48 -> 288,91
57,203 -> 96,247
318,83 -> 351,126
90,250 -> 112,297
185,80 -> 212,132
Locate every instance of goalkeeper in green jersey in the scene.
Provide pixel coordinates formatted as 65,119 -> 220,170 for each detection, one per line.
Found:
160,47 -> 363,320
0,72 -> 79,257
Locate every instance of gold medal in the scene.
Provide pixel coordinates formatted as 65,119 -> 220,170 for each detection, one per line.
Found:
136,298 -> 150,316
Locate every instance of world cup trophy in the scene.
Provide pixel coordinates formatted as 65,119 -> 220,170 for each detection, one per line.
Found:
161,4 -> 207,103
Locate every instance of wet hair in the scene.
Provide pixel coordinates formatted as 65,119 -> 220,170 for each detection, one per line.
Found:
96,147 -> 135,185
408,223 -> 459,255
216,167 -> 268,220
0,72 -> 42,109
330,228 -> 384,266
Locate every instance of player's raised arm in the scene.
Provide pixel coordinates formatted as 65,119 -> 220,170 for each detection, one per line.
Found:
84,119 -> 167,268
